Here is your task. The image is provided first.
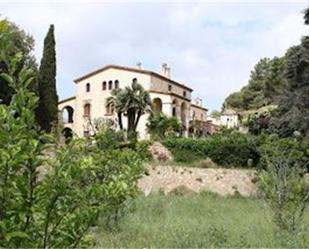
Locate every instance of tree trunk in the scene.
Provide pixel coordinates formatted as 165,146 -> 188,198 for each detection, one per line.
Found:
117,112 -> 123,130
127,109 -> 136,140
134,111 -> 142,131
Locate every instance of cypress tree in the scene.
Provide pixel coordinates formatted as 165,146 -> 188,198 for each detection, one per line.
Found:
36,24 -> 58,132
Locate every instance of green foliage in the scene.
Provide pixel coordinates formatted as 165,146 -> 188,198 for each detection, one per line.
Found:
91,148 -> 144,227
163,132 -> 260,167
106,79 -> 152,140
0,34 -> 144,248
269,34 -> 309,138
247,111 -> 271,135
0,19 -> 37,105
257,138 -> 309,246
258,137 -> 309,170
224,57 -> 286,111
36,24 -> 58,133
134,140 -> 153,161
95,122 -> 124,151
210,110 -> 221,118
146,112 -> 181,139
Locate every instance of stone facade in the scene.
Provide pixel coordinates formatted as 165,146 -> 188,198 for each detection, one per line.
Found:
58,64 -> 208,139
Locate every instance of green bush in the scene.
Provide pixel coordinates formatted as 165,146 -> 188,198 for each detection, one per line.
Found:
257,138 -> 309,246
0,27 -> 144,248
146,113 -> 181,140
163,132 -> 260,167
95,123 -> 124,150
91,148 -> 144,226
258,137 -> 309,171
134,140 -> 153,161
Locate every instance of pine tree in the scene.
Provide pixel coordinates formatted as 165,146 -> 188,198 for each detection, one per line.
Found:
36,24 -> 58,132
269,9 -> 309,138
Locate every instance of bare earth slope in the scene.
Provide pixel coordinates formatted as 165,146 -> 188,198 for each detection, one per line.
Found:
138,165 -> 257,197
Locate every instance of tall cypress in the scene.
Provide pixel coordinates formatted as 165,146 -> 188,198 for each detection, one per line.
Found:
36,24 -> 58,132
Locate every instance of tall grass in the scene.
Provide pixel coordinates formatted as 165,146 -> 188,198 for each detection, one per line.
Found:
94,193 -> 309,248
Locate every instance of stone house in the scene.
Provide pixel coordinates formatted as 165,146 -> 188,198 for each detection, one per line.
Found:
58,63 -> 208,139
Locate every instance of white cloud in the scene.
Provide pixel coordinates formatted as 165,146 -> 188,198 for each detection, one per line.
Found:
0,1 -> 308,111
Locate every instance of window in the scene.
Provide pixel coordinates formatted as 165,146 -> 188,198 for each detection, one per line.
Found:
115,80 -> 119,89
108,80 -> 113,90
83,130 -> 90,137
168,84 -> 172,91
183,91 -> 186,97
132,78 -> 137,83
172,99 -> 177,117
84,103 -> 91,117
106,103 -> 114,115
102,81 -> 107,90
193,111 -> 196,119
86,83 -> 90,92
201,113 -> 203,120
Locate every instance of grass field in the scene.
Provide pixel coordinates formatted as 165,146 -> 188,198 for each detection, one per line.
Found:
94,192 -> 309,248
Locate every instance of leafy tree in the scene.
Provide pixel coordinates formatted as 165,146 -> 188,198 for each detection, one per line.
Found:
210,110 -> 221,118
95,120 -> 124,150
36,24 -> 58,132
258,139 -> 309,247
223,91 -> 243,110
269,10 -> 309,138
0,24 -> 144,248
107,79 -> 152,140
0,19 -> 37,105
247,111 -> 271,135
146,112 -> 181,139
224,57 -> 285,111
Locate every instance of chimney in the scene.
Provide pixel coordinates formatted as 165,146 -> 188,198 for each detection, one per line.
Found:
161,63 -> 171,78
136,62 -> 142,69
195,97 -> 203,106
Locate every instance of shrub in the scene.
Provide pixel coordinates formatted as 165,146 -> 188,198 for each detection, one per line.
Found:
91,148 -> 144,226
0,31 -> 144,248
94,122 -> 125,150
258,137 -> 309,171
206,132 -> 260,167
257,138 -> 309,247
146,113 -> 181,140
134,140 -> 153,161
163,132 -> 260,167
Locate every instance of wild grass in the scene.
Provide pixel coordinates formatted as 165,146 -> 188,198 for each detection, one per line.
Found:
94,193 -> 309,248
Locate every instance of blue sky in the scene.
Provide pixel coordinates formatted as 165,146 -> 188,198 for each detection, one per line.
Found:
1,0 -> 308,111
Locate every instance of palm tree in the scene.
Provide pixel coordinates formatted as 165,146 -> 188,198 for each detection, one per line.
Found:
106,79 -> 152,139
106,88 -> 126,130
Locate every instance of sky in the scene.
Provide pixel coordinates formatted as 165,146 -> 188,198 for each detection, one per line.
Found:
1,0 -> 308,111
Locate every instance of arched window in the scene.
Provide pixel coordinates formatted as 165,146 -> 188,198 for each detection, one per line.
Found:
86,83 -> 90,92
192,111 -> 196,119
152,98 -> 162,113
181,102 -> 187,125
132,78 -> 137,83
108,80 -> 113,90
172,99 -> 178,117
62,106 -> 74,123
106,103 -> 114,115
84,103 -> 91,117
102,81 -> 107,90
114,80 -> 119,89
